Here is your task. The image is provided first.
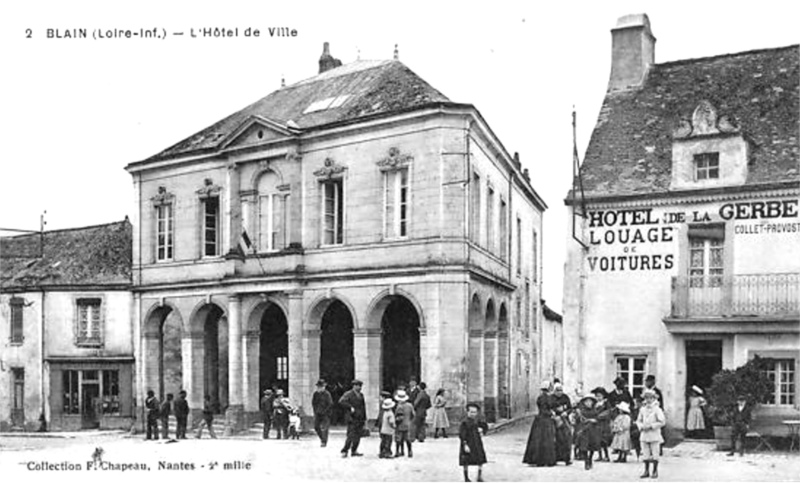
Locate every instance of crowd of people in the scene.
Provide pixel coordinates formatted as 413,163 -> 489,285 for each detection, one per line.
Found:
522,375 -> 667,479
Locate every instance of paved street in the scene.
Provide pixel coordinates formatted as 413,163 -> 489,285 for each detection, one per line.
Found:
1,423 -> 799,481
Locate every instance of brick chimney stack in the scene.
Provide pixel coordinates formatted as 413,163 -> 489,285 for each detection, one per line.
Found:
318,42 -> 343,74
609,14 -> 656,92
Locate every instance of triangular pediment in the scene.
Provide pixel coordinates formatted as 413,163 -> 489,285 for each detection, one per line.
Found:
220,115 -> 299,150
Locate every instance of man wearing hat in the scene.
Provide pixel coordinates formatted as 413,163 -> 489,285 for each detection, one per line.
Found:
272,389 -> 291,439
609,377 -> 634,409
260,388 -> 275,439
339,379 -> 367,457
312,379 -> 333,447
728,394 -> 752,457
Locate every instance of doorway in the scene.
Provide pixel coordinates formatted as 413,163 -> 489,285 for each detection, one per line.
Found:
81,371 -> 101,429
685,339 -> 722,439
260,304 -> 289,396
319,300 -> 354,425
381,296 -> 420,392
11,368 -> 25,428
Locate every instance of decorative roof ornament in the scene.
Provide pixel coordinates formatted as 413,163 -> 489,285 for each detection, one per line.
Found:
196,178 -> 222,198
393,44 -> 399,61
313,157 -> 347,180
151,186 -> 175,205
376,147 -> 413,172
673,100 -> 740,139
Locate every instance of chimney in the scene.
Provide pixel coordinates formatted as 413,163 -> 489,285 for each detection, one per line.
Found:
609,14 -> 656,92
318,42 -> 342,74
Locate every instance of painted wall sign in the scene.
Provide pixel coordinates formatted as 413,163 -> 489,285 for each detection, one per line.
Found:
587,208 -> 674,272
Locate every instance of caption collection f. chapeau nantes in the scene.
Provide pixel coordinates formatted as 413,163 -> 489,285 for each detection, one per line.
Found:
24,459 -> 252,471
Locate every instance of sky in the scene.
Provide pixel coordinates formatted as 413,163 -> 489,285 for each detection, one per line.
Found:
1,1 -> 798,311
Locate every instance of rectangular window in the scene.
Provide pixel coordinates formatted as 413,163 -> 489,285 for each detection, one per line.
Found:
499,199 -> 508,260
77,298 -> 102,346
384,168 -> 409,238
276,356 -> 289,380
515,295 -> 522,329
689,226 -> 725,288
532,229 -> 538,282
516,217 -> 522,273
694,152 -> 720,180
470,173 -> 481,243
102,370 -> 120,414
63,370 -> 80,414
486,187 -> 495,253
156,203 -> 174,261
616,355 -> 648,400
525,281 -> 531,338
765,359 -> 796,406
516,351 -> 522,377
322,180 -> 344,245
259,194 -> 286,251
12,368 -> 24,410
203,196 -> 220,257
10,297 -> 24,344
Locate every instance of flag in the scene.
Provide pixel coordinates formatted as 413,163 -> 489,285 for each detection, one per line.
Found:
237,229 -> 254,258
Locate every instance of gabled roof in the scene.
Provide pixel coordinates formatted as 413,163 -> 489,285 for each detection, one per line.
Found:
579,45 -> 799,198
0,220 -> 132,290
147,60 -> 450,162
541,299 -> 562,323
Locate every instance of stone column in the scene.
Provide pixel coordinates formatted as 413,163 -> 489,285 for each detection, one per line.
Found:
354,328 -> 382,421
483,331 -> 498,422
182,332 -> 205,428
225,162 -> 242,256
467,330 -> 484,405
242,329 -> 260,419
287,291 -> 306,411
225,294 -> 243,435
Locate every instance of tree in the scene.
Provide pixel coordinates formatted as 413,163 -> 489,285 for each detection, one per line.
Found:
706,356 -> 774,426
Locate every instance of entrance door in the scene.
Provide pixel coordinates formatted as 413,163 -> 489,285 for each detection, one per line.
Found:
685,340 -> 722,438
11,368 -> 25,428
319,300 -> 354,425
260,304 -> 289,396
81,371 -> 101,429
381,296 -> 420,392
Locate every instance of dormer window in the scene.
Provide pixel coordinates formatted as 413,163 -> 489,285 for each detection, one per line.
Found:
694,153 -> 719,181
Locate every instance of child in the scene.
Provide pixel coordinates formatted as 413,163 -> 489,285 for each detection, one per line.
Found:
431,388 -> 450,438
593,387 -> 612,462
685,385 -> 706,439
459,403 -> 488,482
379,398 -> 396,458
636,389 -> 665,478
611,401 -> 632,462
575,395 -> 601,470
288,408 -> 302,440
394,389 -> 416,457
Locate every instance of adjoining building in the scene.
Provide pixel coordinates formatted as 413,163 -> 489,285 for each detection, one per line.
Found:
125,44 -> 547,431
563,14 -> 799,438
539,300 -> 563,385
0,220 -> 133,431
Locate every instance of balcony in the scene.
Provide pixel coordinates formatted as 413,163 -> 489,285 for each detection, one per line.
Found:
669,273 -> 800,320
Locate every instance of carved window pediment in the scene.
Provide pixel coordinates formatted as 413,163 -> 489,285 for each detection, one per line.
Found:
673,101 -> 740,139
150,186 -> 175,206
313,157 -> 347,180
196,178 -> 222,198
376,147 -> 413,172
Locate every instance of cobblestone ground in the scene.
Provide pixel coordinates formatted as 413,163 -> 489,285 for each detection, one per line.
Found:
1,424 -> 799,481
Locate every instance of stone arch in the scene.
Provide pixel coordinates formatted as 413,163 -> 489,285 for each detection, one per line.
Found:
189,302 -> 228,411
467,291 -> 484,405
249,164 -> 285,192
365,288 -> 426,330
468,292 -> 484,331
188,300 -> 228,334
483,298 -> 498,422
497,302 -> 510,419
245,295 -> 289,333
244,299 -> 289,396
306,293 -> 359,331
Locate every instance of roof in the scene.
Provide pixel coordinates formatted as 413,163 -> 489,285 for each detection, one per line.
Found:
149,60 -> 450,161
541,300 -> 562,323
0,220 -> 132,290
579,45 -> 799,198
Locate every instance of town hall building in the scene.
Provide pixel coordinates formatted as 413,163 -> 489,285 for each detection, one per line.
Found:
126,44 -> 547,431
563,14 -> 799,438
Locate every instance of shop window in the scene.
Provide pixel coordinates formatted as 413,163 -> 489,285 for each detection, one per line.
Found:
616,355 -> 648,400
764,358 -> 796,406
63,370 -> 80,414
76,298 -> 103,346
102,370 -> 121,414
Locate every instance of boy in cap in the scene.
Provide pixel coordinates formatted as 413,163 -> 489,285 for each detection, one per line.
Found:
636,389 -> 665,478
339,379 -> 366,457
312,379 -> 333,447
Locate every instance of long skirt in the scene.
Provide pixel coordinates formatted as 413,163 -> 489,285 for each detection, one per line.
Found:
555,422 -> 572,463
522,416 -> 557,466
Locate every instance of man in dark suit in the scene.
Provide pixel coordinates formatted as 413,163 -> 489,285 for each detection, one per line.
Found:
173,390 -> 190,439
312,379 -> 333,447
260,388 -> 275,439
608,377 -> 634,408
159,393 -> 173,440
728,395 -> 752,456
339,379 -> 366,457
413,382 -> 432,442
145,390 -> 160,440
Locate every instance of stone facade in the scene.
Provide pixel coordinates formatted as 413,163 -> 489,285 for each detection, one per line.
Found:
563,15 -> 799,438
127,53 -> 547,431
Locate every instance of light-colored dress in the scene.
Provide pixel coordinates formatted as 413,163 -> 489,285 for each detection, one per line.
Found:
686,395 -> 706,431
610,413 -> 632,451
431,394 -> 450,429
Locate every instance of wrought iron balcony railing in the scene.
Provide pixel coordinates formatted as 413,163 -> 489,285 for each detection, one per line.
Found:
670,273 -> 800,318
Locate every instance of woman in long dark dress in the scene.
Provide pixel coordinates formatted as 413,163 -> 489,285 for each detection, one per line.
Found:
552,383 -> 573,465
522,381 -> 557,467
459,403 -> 488,482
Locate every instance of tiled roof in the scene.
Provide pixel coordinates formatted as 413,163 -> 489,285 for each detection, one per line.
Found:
541,300 -> 562,323
580,45 -> 799,197
149,60 -> 450,161
0,220 -> 131,290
